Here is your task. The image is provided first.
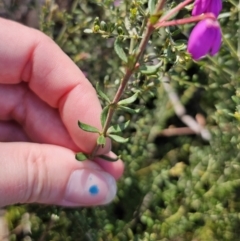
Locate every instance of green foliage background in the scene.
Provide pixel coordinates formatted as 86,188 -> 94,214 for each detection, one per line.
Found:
2,0 -> 240,240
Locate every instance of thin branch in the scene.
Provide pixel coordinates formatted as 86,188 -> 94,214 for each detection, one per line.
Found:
158,0 -> 193,23
155,13 -> 216,28
162,76 -> 211,141
159,126 -> 199,137
101,0 -> 170,136
91,0 -> 168,156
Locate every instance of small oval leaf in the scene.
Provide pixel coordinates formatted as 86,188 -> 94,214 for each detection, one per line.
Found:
108,134 -> 129,143
84,29 -> 93,34
75,152 -> 88,161
96,82 -> 110,103
114,38 -> 128,63
140,62 -> 162,75
118,92 -> 139,106
118,105 -> 141,114
107,120 -> 130,134
148,0 -> 156,15
78,121 -> 100,133
100,106 -> 109,127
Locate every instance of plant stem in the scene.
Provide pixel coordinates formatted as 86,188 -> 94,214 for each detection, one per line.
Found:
155,13 -> 216,28
90,0 -> 167,157
159,0 -> 193,23
102,69 -> 133,136
92,0 -> 208,157
155,0 -> 167,13
101,1 -> 168,137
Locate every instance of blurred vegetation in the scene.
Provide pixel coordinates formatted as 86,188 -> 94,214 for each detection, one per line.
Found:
1,0 -> 240,240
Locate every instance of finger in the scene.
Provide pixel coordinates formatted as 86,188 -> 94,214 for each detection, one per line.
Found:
0,83 -> 124,178
94,152 -> 124,180
0,121 -> 30,142
0,142 -> 119,207
0,83 -> 78,150
0,18 -> 109,153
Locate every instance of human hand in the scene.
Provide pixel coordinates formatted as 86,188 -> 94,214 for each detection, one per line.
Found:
0,18 -> 124,207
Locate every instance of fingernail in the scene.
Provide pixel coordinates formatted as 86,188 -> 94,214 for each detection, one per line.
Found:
63,169 -> 116,206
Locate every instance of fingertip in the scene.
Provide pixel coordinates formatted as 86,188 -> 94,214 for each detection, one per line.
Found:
0,143 -> 120,207
59,84 -> 105,153
59,169 -> 117,206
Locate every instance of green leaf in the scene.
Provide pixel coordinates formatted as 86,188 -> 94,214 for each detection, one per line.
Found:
97,135 -> 106,146
75,152 -> 88,161
84,29 -> 93,34
232,96 -> 239,104
96,82 -> 110,103
139,62 -> 162,75
114,38 -> 128,63
98,154 -> 119,162
118,92 -> 139,106
78,121 -> 100,133
148,0 -> 156,15
173,40 -> 187,51
124,17 -> 131,32
108,134 -> 129,143
118,105 -> 141,114
100,106 -> 109,127
107,120 -> 130,134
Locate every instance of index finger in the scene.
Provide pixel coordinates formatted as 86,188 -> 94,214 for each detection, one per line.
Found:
0,18 -> 108,153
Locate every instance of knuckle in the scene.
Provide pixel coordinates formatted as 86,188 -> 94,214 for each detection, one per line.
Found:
24,145 -> 49,203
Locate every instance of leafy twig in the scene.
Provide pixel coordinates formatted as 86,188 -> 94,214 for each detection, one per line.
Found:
93,0 -> 168,153
90,0 -> 168,157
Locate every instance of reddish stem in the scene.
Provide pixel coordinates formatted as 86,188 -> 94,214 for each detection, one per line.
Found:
159,0 -> 193,23
155,13 -> 216,28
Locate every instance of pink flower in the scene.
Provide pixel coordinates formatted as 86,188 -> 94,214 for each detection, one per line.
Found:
192,0 -> 222,17
113,0 -> 121,7
187,19 -> 222,60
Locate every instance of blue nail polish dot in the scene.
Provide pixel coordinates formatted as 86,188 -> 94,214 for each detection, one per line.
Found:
89,185 -> 99,195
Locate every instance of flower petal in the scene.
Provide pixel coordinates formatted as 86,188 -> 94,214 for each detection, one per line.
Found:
207,0 -> 222,17
187,19 -> 215,60
210,24 -> 222,56
192,0 -> 209,16
192,0 -> 222,17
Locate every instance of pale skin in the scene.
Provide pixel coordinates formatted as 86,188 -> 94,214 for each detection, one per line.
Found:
0,18 -> 124,207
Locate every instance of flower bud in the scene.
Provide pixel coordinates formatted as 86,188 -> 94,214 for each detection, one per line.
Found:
100,21 -> 108,31
187,19 -> 222,60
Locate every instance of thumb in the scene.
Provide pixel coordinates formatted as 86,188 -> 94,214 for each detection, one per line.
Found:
0,143 -> 117,207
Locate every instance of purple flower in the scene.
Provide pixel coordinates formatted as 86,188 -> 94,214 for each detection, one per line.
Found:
187,19 -> 222,60
113,0 -> 121,7
192,0 -> 222,17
